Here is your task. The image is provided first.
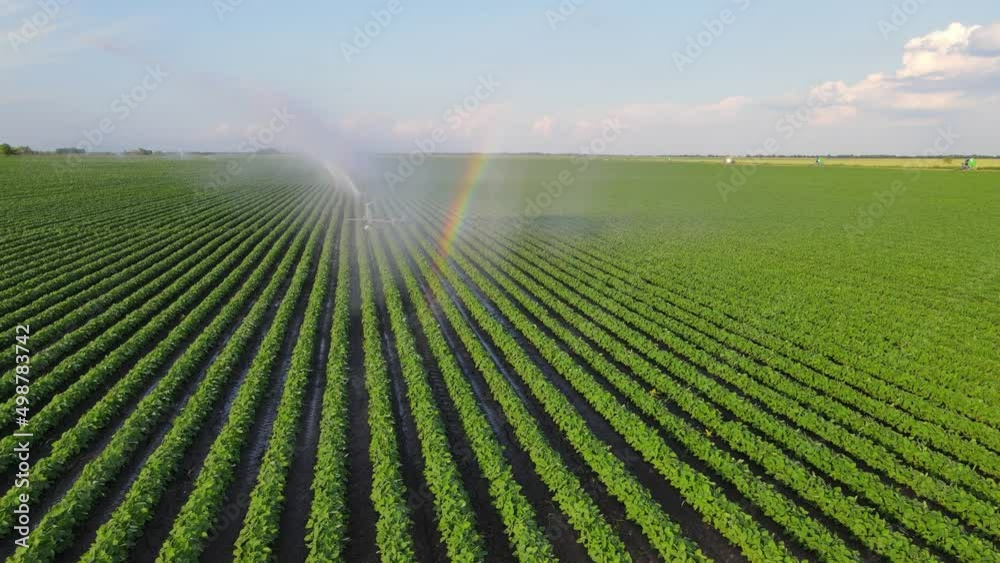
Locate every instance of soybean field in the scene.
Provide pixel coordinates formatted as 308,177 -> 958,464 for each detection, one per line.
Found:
0,154 -> 997,562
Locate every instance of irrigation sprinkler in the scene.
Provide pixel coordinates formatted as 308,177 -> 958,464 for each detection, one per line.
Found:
346,201 -> 406,230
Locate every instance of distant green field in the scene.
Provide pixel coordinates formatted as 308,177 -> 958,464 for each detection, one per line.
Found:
384,154 -> 999,390
664,155 -> 1000,169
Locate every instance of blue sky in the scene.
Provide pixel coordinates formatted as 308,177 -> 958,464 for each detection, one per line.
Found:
3,0 -> 1000,155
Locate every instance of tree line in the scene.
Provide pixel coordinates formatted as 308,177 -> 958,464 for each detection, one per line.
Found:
1,145 -> 161,156
0,143 -> 34,156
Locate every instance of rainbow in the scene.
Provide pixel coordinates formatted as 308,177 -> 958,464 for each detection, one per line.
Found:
436,153 -> 490,262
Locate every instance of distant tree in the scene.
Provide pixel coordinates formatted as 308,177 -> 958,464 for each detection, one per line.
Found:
13,146 -> 33,155
255,148 -> 280,155
55,147 -> 86,154
0,143 -> 12,156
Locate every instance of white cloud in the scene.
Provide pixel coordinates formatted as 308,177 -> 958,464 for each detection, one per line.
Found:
811,105 -> 858,126
811,74 -> 968,112
970,23 -> 1000,54
782,23 -> 1000,116
700,96 -> 752,113
531,115 -> 555,138
391,119 -> 434,137
539,22 -> 1000,155
898,22 -> 1000,78
904,22 -> 978,53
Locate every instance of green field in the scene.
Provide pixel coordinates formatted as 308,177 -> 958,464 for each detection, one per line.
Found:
664,156 -> 1000,169
0,154 -> 997,562
391,155 -> 999,395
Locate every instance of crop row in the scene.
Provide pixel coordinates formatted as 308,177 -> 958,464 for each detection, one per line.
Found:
0,189 -> 197,294
441,213 -> 997,561
547,223 -> 1000,428
381,227 -> 558,561
0,184 -> 259,322
401,208 -> 795,562
503,228 -> 1000,506
422,199 -> 999,429
433,216 -> 928,561
507,229 -> 1000,507
400,216 -> 712,562
78,192 -> 325,562
568,230 -> 1000,455
356,219 -> 419,563
395,222 -> 633,562
4,190 -> 325,562
0,224 -> 182,324
0,187 -> 310,458
414,209 -> 863,562
420,200 -> 1000,479
233,204 -> 339,561
154,197 -> 332,562
0,184 -> 290,377
563,191 -> 999,404
304,202 -> 354,562
0,180 -> 242,289
370,227 -> 486,561
0,185 -> 302,405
